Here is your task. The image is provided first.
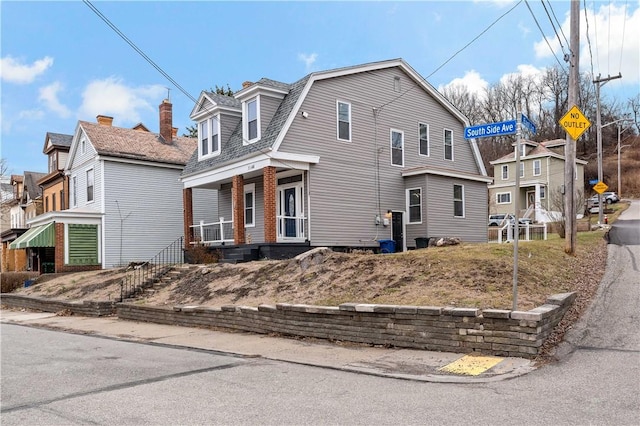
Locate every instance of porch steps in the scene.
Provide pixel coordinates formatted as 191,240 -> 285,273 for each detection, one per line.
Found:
122,265 -> 198,301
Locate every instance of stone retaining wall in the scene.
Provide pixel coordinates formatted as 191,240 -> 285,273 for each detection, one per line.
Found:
1,294 -> 116,317
116,292 -> 576,359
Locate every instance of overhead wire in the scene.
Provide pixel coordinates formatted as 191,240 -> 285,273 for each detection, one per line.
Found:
524,0 -> 566,69
546,0 -> 570,47
376,0 -> 524,111
540,0 -> 569,59
82,0 -> 299,171
584,0 -> 596,79
619,1 -> 627,73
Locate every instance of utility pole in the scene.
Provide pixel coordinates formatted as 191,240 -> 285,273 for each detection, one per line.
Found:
593,73 -> 622,225
564,0 -> 579,255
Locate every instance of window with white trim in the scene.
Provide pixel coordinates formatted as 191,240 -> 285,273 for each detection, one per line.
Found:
444,129 -> 453,160
244,183 -> 255,227
391,129 -> 404,166
81,140 -> 86,155
453,184 -> 464,217
497,192 -> 511,204
407,188 -> 422,223
533,159 -> 541,176
198,116 -> 220,159
540,186 -> 546,199
337,101 -> 351,141
519,162 -> 525,178
245,97 -> 259,142
501,165 -> 508,180
419,123 -> 429,156
86,169 -> 94,203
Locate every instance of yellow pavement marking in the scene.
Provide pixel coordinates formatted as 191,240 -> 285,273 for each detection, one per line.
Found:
439,354 -> 504,376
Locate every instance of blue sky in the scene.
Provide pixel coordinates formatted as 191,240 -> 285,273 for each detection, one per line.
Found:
2,0 -> 638,175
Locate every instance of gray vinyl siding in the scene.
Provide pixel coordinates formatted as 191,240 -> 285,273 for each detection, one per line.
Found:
218,177 -> 266,243
102,161 -> 185,268
68,132 -> 103,211
279,67 -> 483,246
220,112 -> 240,149
192,188 -> 218,225
425,175 -> 488,243
260,95 -> 281,139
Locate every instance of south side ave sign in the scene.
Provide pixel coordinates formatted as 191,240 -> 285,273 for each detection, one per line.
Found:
464,114 -> 536,140
560,105 -> 591,140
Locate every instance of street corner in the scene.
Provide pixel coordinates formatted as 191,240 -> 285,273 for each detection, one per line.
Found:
437,353 -> 536,381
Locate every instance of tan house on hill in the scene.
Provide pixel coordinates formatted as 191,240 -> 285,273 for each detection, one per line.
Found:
488,139 -> 587,223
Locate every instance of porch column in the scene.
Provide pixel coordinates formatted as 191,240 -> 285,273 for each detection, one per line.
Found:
232,175 -> 246,244
534,184 -> 541,222
54,222 -> 64,273
263,166 -> 277,243
183,188 -> 193,246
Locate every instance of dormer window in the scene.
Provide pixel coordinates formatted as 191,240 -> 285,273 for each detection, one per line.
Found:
198,116 -> 220,159
520,144 -> 526,158
49,153 -> 57,172
244,97 -> 260,143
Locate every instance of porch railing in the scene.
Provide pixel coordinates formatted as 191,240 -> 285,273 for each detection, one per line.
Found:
488,223 -> 547,243
190,218 -> 234,245
276,215 -> 307,240
119,236 -> 184,301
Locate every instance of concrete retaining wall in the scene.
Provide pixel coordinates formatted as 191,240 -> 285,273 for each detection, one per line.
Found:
1,294 -> 116,317
116,292 -> 576,358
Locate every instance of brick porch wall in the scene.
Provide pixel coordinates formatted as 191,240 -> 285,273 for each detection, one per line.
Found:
263,167 -> 276,243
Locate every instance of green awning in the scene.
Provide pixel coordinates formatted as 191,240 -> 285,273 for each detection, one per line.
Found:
9,223 -> 55,250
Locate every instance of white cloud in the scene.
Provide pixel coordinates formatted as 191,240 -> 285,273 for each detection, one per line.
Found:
78,77 -> 166,124
534,3 -> 639,84
0,56 -> 53,84
17,109 -> 45,121
298,53 -> 318,71
39,81 -> 71,118
499,64 -> 545,85
440,70 -> 489,99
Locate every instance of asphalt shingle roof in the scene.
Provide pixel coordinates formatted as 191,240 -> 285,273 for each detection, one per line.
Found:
23,171 -> 47,199
80,121 -> 197,166
46,132 -> 73,148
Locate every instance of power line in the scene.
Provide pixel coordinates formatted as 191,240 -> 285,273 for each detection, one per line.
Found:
584,0 -> 596,79
546,0 -> 570,47
524,0 -> 566,68
377,0 -> 524,111
619,1 -> 628,73
540,0 -> 569,58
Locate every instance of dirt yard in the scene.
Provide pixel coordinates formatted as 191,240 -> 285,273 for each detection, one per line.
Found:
11,232 -> 608,312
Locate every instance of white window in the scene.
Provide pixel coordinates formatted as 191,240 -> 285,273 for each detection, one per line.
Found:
453,184 -> 464,217
520,144 -> 526,157
244,183 -> 255,227
245,98 -> 259,142
391,129 -> 404,166
497,192 -> 511,204
540,186 -> 546,199
407,188 -> 422,224
501,165 -> 508,180
533,159 -> 541,176
198,117 -> 220,159
86,169 -> 94,203
519,162 -> 525,178
81,140 -> 86,155
72,175 -> 77,207
337,101 -> 351,141
444,129 -> 453,160
419,123 -> 429,156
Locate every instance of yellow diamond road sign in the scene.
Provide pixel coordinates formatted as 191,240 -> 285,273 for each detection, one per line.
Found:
560,105 -> 591,140
593,181 -> 608,194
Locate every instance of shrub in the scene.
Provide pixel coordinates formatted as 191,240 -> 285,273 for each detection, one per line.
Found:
184,244 -> 220,264
1,272 -> 39,293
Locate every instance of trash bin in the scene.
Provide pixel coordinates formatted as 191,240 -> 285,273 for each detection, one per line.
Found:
24,279 -> 34,288
378,239 -> 396,254
415,237 -> 429,249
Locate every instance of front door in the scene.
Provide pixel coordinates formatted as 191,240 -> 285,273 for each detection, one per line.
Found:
283,187 -> 297,237
277,178 -> 304,240
391,211 -> 404,252
526,190 -> 535,209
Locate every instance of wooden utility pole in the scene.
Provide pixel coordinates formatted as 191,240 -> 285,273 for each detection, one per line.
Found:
564,0 -> 580,255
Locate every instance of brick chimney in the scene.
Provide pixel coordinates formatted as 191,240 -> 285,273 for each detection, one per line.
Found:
96,115 -> 113,126
172,127 -> 178,138
159,99 -> 173,142
242,81 -> 253,89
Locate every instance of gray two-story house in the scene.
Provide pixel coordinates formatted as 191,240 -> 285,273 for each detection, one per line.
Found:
181,59 -> 491,259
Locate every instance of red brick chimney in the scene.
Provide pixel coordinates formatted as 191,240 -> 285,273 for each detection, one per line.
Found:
159,99 -> 173,142
242,81 -> 253,89
96,115 -> 113,126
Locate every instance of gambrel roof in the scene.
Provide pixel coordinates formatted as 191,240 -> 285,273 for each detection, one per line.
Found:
182,58 -> 486,178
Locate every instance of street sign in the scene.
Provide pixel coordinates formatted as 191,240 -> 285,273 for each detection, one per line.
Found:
593,181 -> 608,194
464,120 -> 517,139
589,179 -> 599,185
559,105 -> 591,140
521,114 -> 536,134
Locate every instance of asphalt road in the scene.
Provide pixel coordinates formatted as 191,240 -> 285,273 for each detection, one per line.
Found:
1,201 -> 638,425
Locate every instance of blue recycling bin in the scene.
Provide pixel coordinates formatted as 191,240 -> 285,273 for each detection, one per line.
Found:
378,239 -> 396,254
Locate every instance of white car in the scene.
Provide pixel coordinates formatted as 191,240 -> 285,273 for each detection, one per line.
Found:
488,214 -> 532,227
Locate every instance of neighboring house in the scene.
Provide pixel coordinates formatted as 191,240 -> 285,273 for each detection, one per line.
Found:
488,139 -> 587,223
181,58 -> 491,259
39,132 -> 73,214
11,100 -> 202,273
2,172 -> 46,271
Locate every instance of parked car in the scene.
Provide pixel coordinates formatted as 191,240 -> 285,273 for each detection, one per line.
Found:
588,191 -> 619,207
488,214 -> 532,227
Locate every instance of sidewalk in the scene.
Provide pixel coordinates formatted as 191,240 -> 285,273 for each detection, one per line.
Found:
0,309 -> 536,383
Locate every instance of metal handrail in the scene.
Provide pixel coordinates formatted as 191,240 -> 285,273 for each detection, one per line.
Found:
119,236 -> 184,301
